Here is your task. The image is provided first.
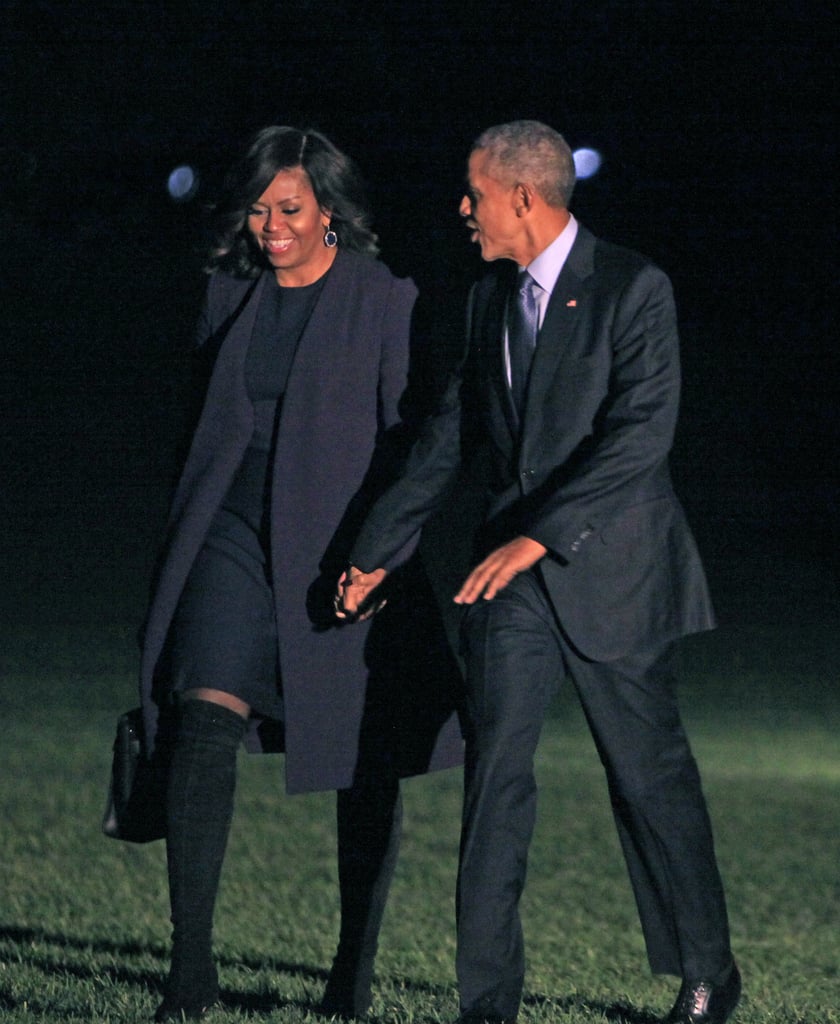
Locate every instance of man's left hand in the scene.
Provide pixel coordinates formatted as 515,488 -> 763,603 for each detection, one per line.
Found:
454,536 -> 548,604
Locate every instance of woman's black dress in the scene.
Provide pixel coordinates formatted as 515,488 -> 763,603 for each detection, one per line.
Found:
168,273 -> 327,719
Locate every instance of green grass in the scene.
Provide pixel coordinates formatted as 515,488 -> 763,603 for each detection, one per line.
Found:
2,622 -> 839,1023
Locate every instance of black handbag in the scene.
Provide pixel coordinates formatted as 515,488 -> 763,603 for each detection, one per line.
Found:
102,707 -> 168,843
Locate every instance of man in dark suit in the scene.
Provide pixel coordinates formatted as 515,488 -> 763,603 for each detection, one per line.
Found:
337,121 -> 740,1024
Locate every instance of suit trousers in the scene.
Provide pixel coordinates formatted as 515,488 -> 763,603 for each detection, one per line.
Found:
456,570 -> 731,1018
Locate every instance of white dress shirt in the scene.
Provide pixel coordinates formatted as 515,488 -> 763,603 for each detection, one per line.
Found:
505,214 -> 578,384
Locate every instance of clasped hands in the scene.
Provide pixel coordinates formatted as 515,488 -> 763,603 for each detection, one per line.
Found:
334,536 -> 547,621
334,567 -> 389,622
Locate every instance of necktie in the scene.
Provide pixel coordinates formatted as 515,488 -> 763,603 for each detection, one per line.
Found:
508,270 -> 538,417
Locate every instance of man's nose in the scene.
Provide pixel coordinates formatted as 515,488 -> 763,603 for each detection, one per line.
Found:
459,195 -> 471,218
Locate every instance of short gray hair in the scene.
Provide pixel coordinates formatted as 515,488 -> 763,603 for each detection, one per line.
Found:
473,120 -> 576,208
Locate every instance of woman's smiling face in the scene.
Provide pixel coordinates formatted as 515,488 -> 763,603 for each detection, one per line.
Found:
246,166 -> 334,286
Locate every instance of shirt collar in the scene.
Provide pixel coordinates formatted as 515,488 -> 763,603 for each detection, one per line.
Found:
525,213 -> 578,299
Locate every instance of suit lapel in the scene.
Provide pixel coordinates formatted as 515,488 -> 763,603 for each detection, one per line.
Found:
472,228 -> 597,441
474,263 -> 519,437
523,227 -> 596,426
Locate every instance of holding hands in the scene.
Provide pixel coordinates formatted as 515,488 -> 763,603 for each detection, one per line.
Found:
334,567 -> 389,621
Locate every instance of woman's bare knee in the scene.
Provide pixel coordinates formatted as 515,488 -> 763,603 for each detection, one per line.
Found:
182,688 -> 250,719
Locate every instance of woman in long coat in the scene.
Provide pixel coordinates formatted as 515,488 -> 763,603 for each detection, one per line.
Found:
139,126 -> 462,1021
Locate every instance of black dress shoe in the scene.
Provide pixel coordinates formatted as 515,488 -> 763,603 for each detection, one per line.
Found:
665,961 -> 741,1024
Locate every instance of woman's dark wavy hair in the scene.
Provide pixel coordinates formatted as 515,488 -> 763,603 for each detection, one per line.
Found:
207,126 -> 379,276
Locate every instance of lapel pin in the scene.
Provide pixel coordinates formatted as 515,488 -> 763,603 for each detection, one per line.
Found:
566,299 -> 577,307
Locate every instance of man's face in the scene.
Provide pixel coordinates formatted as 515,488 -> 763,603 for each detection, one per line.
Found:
459,149 -> 521,262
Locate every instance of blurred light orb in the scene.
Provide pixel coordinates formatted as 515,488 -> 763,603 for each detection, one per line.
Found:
167,165 -> 199,202
573,148 -> 602,179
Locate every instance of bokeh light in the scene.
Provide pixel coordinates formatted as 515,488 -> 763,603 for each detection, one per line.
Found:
573,148 -> 603,179
166,164 -> 199,202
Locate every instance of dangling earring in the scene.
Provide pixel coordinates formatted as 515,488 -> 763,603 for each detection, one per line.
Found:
323,224 -> 338,248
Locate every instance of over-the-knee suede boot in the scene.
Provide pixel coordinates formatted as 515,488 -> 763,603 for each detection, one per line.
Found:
156,699 -> 246,1022
320,774 -> 402,1019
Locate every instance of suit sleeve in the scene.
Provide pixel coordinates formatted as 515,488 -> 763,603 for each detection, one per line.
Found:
522,263 -> 682,561
365,275 -> 424,571
348,286 -> 473,573
350,373 -> 463,571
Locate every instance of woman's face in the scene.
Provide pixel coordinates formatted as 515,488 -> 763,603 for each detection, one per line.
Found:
246,166 -> 334,286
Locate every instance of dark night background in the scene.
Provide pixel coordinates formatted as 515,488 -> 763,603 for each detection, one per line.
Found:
1,0 -> 837,641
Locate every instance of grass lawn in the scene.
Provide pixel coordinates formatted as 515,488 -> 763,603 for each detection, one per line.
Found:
1,614 -> 838,1023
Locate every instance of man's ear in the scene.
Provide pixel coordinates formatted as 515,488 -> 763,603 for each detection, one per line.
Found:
513,182 -> 535,217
